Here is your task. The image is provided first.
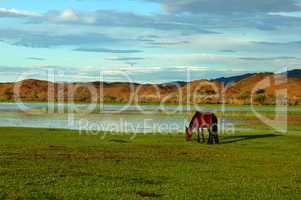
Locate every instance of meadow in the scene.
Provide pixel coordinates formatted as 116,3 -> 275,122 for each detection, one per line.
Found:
0,127 -> 300,199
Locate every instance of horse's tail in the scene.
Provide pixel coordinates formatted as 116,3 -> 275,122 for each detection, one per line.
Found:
211,114 -> 218,134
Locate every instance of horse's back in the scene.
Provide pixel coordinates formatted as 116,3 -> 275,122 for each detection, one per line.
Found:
194,111 -> 215,126
203,112 -> 213,123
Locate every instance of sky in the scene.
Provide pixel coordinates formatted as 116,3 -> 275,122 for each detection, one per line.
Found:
0,0 -> 301,83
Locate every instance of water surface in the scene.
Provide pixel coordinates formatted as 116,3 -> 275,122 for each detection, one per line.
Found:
0,103 -> 295,133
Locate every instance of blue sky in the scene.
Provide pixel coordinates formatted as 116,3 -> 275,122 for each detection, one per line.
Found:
0,0 -> 301,83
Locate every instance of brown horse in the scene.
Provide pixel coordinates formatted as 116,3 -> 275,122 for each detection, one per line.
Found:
185,111 -> 219,144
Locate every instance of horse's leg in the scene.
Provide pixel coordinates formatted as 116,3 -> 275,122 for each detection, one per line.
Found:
212,123 -> 219,144
210,131 -> 214,144
201,128 -> 205,143
214,132 -> 219,144
207,129 -> 213,144
197,128 -> 201,143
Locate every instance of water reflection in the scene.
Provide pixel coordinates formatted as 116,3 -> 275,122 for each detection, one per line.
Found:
0,103 -> 292,133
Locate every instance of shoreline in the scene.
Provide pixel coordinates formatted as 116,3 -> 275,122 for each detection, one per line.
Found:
1,101 -> 301,108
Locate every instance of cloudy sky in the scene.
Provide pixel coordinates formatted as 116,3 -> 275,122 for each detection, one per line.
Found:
0,0 -> 301,83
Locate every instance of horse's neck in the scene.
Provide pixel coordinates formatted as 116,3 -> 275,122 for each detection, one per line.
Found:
189,117 -> 198,130
192,111 -> 205,128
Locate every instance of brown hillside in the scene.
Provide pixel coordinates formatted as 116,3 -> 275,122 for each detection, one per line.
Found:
226,73 -> 301,105
180,80 -> 222,104
0,75 -> 300,105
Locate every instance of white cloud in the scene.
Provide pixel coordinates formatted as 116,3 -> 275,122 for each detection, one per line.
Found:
0,8 -> 41,17
174,66 -> 209,72
55,8 -> 79,22
269,11 -> 301,18
152,53 -> 236,63
149,0 -> 301,14
47,8 -> 97,24
103,66 -> 162,76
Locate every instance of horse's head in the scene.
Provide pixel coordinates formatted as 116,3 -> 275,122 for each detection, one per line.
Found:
185,126 -> 192,141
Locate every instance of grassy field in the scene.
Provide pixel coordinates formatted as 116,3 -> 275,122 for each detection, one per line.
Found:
0,128 -> 301,199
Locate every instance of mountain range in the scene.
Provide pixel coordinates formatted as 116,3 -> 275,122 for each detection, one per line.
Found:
1,69 -> 300,105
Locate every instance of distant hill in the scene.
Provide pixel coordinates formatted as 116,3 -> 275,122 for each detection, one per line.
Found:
213,69 -> 301,85
213,73 -> 255,85
160,81 -> 187,87
0,69 -> 300,105
225,72 -> 301,105
285,69 -> 301,78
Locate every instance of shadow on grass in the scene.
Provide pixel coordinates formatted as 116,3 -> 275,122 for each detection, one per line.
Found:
137,191 -> 163,198
109,139 -> 129,143
221,134 -> 281,144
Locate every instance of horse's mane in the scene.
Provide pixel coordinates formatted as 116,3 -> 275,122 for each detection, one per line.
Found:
189,111 -> 217,128
189,111 -> 201,127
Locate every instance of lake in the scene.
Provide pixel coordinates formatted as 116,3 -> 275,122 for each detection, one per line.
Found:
0,102 -> 297,133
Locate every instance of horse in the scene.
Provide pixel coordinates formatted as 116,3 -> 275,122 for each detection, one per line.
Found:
185,111 -> 219,144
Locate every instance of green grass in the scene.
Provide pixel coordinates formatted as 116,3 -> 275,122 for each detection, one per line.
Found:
0,127 -> 301,199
